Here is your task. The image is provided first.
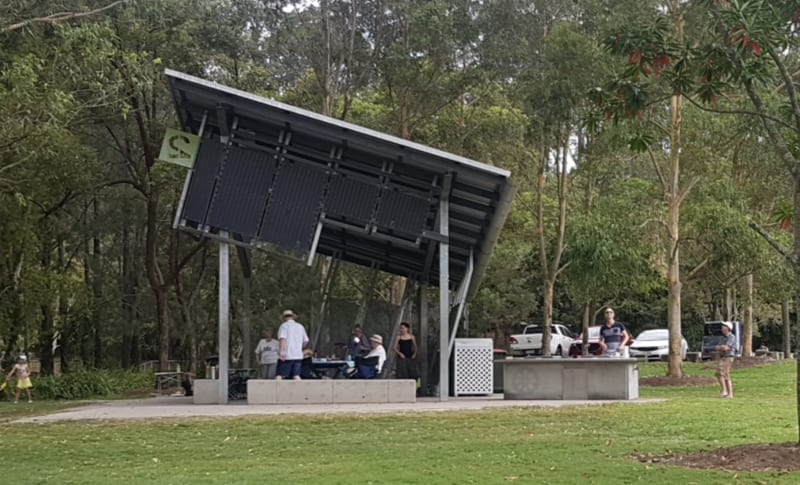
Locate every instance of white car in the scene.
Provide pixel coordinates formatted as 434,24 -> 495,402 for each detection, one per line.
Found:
629,329 -> 688,361
509,323 -> 575,357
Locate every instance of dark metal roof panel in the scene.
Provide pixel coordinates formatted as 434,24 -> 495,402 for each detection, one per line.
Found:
206,145 -> 275,239
166,69 -> 516,293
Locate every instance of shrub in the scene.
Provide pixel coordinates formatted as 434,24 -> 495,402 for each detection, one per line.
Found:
32,370 -> 153,400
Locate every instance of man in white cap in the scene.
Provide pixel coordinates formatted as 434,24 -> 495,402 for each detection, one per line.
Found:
363,334 -> 386,377
715,322 -> 736,398
276,309 -> 309,380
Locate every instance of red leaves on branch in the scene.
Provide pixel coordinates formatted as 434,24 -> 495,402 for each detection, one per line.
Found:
628,49 -> 642,65
751,42 -> 761,56
653,54 -> 671,74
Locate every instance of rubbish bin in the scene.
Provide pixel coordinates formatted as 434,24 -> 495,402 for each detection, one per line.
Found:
493,349 -> 507,393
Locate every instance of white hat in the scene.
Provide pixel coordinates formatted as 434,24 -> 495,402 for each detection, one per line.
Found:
281,309 -> 296,319
721,322 -> 733,330
18,354 -> 27,361
370,335 -> 383,344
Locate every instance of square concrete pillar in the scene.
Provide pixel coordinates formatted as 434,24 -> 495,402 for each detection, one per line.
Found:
193,379 -> 220,404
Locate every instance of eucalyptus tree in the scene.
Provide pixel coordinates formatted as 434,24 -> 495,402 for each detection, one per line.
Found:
595,0 -> 800,440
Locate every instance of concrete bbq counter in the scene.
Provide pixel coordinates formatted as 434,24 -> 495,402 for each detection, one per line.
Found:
501,358 -> 639,400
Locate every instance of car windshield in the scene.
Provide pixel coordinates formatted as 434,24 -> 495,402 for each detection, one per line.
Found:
523,326 -> 543,335
636,330 -> 668,341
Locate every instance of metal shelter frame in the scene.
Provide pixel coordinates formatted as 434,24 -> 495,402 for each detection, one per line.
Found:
165,69 -> 515,402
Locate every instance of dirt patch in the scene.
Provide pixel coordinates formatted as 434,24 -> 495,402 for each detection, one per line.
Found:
637,443 -> 800,472
640,375 -> 716,387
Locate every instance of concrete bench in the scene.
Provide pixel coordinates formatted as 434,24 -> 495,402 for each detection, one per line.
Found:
247,379 -> 416,405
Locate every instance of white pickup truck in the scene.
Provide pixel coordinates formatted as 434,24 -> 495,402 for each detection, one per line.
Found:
509,323 -> 575,357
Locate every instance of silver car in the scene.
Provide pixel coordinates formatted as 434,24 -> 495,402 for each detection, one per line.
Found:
629,329 -> 688,361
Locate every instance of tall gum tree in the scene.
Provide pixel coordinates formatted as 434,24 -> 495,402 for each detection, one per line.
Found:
595,0 -> 800,440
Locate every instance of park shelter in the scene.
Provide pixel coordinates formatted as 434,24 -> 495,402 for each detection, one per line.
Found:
164,69 -> 515,402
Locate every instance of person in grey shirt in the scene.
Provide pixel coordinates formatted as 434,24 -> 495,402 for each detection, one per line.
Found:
255,328 -> 279,379
715,322 -> 736,398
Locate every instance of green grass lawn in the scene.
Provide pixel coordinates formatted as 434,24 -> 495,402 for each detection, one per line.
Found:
0,361 -> 796,484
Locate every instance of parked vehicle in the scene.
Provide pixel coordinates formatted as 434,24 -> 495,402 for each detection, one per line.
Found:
509,323 -> 575,357
568,326 -> 603,357
629,329 -> 687,361
701,321 -> 743,359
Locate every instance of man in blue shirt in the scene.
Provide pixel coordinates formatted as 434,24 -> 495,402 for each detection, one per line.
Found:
599,307 -> 630,356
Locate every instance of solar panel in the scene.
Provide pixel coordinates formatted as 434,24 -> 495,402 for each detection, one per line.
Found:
376,189 -> 431,237
206,145 -> 276,239
258,161 -> 329,252
182,140 -> 224,225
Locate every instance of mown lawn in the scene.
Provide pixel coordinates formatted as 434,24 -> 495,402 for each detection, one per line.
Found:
0,361 -> 796,484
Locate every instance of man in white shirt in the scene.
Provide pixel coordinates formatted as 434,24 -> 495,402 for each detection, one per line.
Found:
276,309 -> 309,380
363,334 -> 386,377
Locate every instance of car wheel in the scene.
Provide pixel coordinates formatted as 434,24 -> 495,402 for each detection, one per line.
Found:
555,345 -> 563,357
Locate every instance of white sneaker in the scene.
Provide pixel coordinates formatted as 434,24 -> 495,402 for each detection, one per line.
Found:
720,393 -> 728,398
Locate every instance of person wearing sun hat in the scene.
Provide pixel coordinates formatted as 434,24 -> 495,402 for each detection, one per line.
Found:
715,321 -> 736,398
359,334 -> 386,378
275,309 -> 309,380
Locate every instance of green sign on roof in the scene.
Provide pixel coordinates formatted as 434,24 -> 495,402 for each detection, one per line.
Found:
158,128 -> 200,168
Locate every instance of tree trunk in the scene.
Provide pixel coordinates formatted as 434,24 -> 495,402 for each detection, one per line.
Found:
724,288 -> 733,320
581,303 -> 591,357
241,274 -> 252,368
782,299 -> 791,357
666,99 -> 683,378
155,286 -> 169,371
542,280 -> 555,356
38,238 -> 54,376
92,199 -> 103,368
743,273 -> 754,356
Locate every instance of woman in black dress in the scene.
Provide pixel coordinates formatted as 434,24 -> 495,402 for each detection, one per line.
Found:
393,322 -> 418,379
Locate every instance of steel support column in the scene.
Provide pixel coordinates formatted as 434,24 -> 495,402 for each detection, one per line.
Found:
419,283 -> 429,392
438,186 -> 450,401
218,231 -> 230,404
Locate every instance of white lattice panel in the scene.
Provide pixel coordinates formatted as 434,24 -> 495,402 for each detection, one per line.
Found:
454,338 -> 494,396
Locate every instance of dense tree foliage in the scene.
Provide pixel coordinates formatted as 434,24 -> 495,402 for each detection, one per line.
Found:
0,0 -> 796,380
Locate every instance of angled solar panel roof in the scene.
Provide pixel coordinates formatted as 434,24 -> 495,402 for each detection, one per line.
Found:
165,69 -> 515,296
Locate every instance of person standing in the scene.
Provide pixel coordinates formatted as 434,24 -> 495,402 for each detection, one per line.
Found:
598,307 -> 630,356
255,328 -> 279,379
5,355 -> 33,403
392,322 -> 418,379
715,321 -> 736,398
276,310 -> 309,380
348,324 -> 370,359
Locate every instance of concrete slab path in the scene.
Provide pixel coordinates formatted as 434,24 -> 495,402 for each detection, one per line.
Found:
14,395 -> 663,424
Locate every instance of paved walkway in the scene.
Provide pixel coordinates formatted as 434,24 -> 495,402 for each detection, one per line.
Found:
14,395 -> 662,424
